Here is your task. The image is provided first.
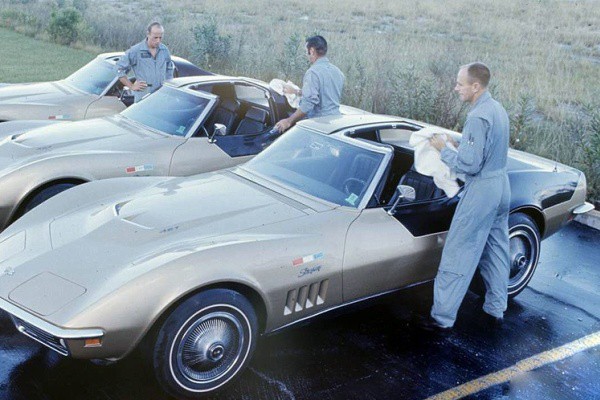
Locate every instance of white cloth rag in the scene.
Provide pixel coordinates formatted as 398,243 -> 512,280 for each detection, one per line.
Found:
409,127 -> 460,198
269,79 -> 301,108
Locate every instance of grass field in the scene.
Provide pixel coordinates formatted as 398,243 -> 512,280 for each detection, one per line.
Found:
0,0 -> 598,201
0,28 -> 93,82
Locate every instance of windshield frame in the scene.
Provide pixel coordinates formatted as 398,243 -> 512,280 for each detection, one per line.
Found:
239,125 -> 393,210
62,56 -> 120,97
120,84 -> 218,138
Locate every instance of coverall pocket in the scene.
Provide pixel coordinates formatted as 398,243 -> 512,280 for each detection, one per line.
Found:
438,268 -> 464,278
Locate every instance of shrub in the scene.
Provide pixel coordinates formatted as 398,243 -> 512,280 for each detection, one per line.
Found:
191,19 -> 231,70
1,9 -> 38,31
508,94 -> 538,150
343,59 -> 368,111
276,33 -> 306,82
387,63 -> 466,129
47,7 -> 82,45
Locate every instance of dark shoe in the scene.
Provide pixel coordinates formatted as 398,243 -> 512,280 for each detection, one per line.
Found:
415,315 -> 452,333
480,312 -> 503,328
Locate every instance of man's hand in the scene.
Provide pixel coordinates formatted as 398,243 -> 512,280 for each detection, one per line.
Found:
131,80 -> 148,91
429,134 -> 446,151
446,135 -> 459,148
275,118 -> 293,133
282,83 -> 300,96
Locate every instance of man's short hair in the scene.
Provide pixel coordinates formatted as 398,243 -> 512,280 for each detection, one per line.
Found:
306,35 -> 328,56
462,62 -> 491,87
147,21 -> 164,34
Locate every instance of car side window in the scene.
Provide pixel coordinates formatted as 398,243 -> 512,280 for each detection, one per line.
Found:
234,84 -> 273,127
379,128 -> 414,147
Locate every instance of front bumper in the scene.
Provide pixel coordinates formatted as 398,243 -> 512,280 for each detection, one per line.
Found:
0,297 -> 103,357
573,202 -> 595,215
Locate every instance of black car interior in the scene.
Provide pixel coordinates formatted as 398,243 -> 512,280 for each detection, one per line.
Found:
191,82 -> 272,137
234,107 -> 268,135
348,127 -> 453,208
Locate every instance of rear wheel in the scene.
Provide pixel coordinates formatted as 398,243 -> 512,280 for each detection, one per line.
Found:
470,212 -> 541,298
152,289 -> 258,399
506,213 -> 540,297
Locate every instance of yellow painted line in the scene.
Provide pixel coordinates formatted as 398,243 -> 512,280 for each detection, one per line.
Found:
426,330 -> 600,400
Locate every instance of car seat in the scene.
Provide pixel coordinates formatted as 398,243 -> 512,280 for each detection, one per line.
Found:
205,99 -> 240,135
234,107 -> 268,135
388,168 -> 445,205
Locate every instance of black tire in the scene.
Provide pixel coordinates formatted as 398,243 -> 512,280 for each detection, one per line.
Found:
470,213 -> 541,298
153,289 -> 258,399
21,183 -> 79,216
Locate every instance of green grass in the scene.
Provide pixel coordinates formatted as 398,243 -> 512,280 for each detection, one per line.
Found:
0,1 -> 598,202
0,27 -> 93,83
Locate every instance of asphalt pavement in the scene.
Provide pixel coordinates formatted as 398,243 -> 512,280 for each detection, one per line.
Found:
1,221 -> 598,400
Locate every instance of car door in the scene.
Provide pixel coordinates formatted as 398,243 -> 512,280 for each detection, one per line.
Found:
84,95 -> 127,119
341,126 -> 460,302
342,193 -> 459,302
169,81 -> 279,175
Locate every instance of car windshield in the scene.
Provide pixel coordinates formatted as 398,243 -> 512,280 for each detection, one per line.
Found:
121,86 -> 213,137
64,58 -> 117,95
243,127 -> 385,208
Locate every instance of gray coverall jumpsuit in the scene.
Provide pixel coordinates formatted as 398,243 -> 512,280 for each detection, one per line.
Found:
431,90 -> 511,328
116,40 -> 174,103
298,57 -> 345,118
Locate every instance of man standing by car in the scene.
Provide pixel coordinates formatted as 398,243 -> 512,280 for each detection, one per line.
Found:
424,62 -> 511,331
116,22 -> 174,103
275,35 -> 345,133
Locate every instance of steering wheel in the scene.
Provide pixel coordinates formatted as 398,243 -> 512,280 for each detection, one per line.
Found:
343,177 -> 367,196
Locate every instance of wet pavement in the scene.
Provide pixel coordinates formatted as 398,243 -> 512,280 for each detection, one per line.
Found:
1,221 -> 599,400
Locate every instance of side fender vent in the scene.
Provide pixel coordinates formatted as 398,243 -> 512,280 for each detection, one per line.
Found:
284,279 -> 329,316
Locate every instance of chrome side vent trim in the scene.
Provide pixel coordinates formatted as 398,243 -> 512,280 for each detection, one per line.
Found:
284,279 -> 329,316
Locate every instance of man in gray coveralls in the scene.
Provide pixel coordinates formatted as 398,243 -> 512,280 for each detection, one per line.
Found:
274,35 -> 345,133
424,62 -> 510,331
116,22 -> 174,103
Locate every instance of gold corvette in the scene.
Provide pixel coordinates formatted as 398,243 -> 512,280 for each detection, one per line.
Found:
0,74 -> 298,231
0,114 -> 592,398
0,52 -> 208,122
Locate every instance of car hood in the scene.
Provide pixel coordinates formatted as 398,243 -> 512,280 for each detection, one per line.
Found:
0,116 -> 167,171
0,172 -> 311,317
0,81 -> 81,106
49,172 -> 309,249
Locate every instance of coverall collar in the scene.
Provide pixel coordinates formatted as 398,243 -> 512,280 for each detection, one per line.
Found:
141,39 -> 164,56
471,90 -> 491,110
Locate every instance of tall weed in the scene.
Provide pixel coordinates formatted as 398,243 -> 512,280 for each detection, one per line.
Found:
191,19 -> 231,70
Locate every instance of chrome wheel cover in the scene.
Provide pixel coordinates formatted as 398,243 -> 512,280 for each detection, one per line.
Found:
509,224 -> 539,291
175,311 -> 244,384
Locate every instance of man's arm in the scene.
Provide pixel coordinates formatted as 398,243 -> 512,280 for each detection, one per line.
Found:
165,49 -> 174,80
274,70 -> 318,133
116,49 -> 146,92
274,109 -> 306,133
440,117 -> 488,175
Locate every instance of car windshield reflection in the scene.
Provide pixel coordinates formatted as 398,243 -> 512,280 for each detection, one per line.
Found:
243,127 -> 385,208
121,86 -> 212,137
64,58 -> 116,95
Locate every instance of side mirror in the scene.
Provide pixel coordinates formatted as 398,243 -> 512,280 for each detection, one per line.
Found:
387,184 -> 416,215
208,123 -> 227,143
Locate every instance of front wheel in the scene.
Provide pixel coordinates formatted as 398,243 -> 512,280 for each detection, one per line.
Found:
152,289 -> 258,399
15,182 -> 79,221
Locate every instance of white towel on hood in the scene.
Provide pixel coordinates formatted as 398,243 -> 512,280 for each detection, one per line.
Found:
409,127 -> 460,198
